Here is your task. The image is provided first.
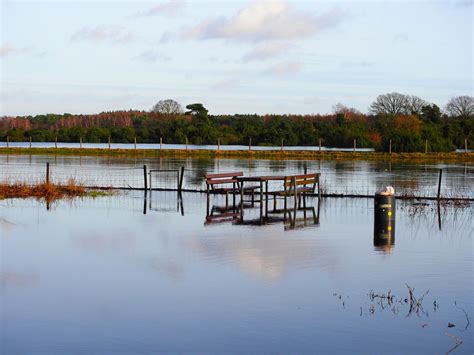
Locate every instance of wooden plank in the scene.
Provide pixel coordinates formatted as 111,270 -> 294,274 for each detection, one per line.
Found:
206,172 -> 243,179
284,178 -> 318,187
207,178 -> 239,185
288,173 -> 319,179
270,187 -> 312,196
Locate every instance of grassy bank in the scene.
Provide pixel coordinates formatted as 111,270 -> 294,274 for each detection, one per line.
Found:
0,147 -> 473,162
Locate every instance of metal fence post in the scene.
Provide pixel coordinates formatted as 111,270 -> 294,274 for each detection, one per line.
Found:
179,166 -> 185,193
143,165 -> 148,191
437,169 -> 443,200
46,162 -> 50,185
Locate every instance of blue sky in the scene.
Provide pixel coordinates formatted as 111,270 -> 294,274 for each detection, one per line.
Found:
0,0 -> 472,116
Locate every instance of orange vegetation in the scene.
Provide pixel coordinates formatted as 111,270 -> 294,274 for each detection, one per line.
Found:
0,180 -> 86,201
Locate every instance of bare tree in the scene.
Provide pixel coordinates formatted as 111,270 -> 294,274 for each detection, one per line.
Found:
406,95 -> 428,115
445,96 -> 474,119
369,93 -> 409,115
151,99 -> 183,114
332,103 -> 362,115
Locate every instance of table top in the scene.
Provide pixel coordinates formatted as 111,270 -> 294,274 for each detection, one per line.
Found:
235,175 -> 286,182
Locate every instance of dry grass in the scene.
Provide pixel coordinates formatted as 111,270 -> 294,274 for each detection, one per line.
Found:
0,180 -> 86,201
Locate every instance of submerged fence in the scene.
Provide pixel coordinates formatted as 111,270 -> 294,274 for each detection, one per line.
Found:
1,159 -> 473,200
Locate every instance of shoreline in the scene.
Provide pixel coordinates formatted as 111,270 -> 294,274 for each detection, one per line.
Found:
0,147 -> 473,162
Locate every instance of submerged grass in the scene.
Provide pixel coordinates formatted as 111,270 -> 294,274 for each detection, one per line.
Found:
0,147 -> 473,162
0,180 -> 115,201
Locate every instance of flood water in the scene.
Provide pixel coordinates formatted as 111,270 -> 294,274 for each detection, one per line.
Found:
1,154 -> 473,198
1,141 -> 376,152
1,156 -> 473,354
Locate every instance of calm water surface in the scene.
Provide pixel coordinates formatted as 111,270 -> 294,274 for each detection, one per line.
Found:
0,189 -> 472,354
1,154 -> 473,198
0,141 -> 376,152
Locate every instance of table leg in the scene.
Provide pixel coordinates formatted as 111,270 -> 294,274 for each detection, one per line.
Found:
240,181 -> 244,221
265,181 -> 269,217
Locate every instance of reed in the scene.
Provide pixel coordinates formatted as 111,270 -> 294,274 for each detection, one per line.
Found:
0,179 -> 109,201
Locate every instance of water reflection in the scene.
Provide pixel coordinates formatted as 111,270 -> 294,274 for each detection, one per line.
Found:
2,155 -> 473,198
0,217 -> 17,232
144,191 -> 184,216
204,192 -> 320,230
1,192 -> 472,353
373,195 -> 396,253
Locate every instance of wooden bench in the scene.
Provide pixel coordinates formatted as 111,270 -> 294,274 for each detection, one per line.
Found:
269,173 -> 320,211
205,172 -> 260,209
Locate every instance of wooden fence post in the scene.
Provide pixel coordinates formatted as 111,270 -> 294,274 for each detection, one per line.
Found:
80,137 -> 83,149
134,137 -> 137,150
179,166 -> 185,193
186,137 -> 188,150
160,137 -> 163,150
437,169 -> 443,200
319,138 -> 322,151
6,136 -> 9,148
281,138 -> 284,151
108,136 -> 111,150
143,165 -> 148,191
425,139 -> 428,154
465,139 -> 468,153
46,162 -> 50,185
29,136 -> 32,148
353,139 -> 356,152
55,136 -> 58,149
217,138 -> 220,151
249,137 -> 252,151
389,139 -> 392,154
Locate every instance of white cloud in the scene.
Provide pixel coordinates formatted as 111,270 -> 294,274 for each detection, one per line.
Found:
211,79 -> 240,90
393,33 -> 408,43
0,43 -> 45,58
243,42 -> 291,62
134,0 -> 185,17
71,25 -> 135,44
0,44 -> 15,58
185,0 -> 343,42
264,61 -> 303,76
135,49 -> 170,62
340,61 -> 373,69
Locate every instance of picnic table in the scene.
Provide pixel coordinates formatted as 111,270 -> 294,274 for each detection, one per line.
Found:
235,175 -> 286,222
236,173 -> 320,224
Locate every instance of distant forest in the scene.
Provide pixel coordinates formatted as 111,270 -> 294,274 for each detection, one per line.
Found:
1,94 -> 473,152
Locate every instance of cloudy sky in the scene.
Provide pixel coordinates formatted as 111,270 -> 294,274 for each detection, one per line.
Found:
0,0 -> 472,116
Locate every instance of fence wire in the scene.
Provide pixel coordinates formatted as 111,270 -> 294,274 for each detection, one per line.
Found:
0,158 -> 472,199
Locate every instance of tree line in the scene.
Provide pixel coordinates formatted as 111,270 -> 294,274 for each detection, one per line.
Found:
0,94 -> 472,152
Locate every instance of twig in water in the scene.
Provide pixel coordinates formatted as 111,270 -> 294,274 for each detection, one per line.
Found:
405,284 -> 429,317
454,301 -> 471,331
445,333 -> 463,355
